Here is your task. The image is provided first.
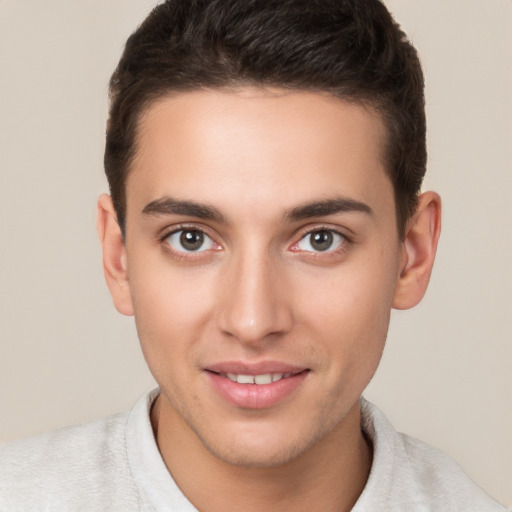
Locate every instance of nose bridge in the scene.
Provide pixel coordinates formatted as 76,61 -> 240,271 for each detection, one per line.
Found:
217,242 -> 292,343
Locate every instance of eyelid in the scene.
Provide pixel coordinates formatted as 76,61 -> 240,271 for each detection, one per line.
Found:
289,224 -> 352,256
159,222 -> 217,242
167,230 -> 214,252
292,224 -> 352,243
158,222 -> 352,259
159,223 -> 223,258
299,231 -> 343,251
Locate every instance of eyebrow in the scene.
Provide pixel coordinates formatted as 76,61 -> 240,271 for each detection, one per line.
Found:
284,197 -> 373,221
141,195 -> 373,223
142,197 -> 226,223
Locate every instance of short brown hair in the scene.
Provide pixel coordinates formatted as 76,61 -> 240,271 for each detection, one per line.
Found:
105,0 -> 426,238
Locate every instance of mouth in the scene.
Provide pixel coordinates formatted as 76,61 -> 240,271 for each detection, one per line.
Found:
210,370 -> 306,385
204,364 -> 310,409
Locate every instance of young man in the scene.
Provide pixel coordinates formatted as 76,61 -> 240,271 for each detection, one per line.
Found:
0,1 -> 507,510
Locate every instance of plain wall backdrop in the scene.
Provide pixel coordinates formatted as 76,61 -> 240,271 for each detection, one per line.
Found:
0,0 -> 510,506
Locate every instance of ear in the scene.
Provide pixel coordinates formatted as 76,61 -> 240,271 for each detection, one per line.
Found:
97,194 -> 134,316
393,191 -> 442,310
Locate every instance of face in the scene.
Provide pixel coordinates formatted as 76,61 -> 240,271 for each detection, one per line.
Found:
120,88 -> 404,467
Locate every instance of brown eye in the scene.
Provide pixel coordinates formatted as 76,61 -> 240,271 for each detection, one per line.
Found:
180,230 -> 204,251
166,229 -> 214,252
297,230 -> 344,252
310,231 -> 333,251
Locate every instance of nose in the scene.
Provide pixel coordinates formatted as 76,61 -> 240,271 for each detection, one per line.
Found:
216,249 -> 293,346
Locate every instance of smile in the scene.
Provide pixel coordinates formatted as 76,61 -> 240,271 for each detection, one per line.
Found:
222,373 -> 293,385
205,366 -> 310,409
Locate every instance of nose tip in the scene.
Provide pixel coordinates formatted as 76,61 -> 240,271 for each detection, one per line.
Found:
216,259 -> 293,345
223,314 -> 280,344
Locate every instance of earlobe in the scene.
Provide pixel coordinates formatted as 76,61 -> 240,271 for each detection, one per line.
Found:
97,194 -> 134,316
393,191 -> 442,310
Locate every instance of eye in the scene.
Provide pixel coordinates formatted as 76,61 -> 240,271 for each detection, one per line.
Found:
296,229 -> 345,252
165,229 -> 214,252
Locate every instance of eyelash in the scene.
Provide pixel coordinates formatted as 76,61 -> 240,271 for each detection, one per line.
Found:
159,224 -> 351,261
291,226 -> 351,258
160,224 -> 220,261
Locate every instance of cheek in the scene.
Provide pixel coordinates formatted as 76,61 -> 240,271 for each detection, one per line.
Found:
298,249 -> 398,364
312,284 -> 391,366
127,262 -> 216,369
309,282 -> 392,408
302,261 -> 395,328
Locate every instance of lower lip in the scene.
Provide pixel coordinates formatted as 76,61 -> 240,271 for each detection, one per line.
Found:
206,371 -> 309,409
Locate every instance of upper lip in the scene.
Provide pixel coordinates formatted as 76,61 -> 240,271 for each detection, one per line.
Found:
205,361 -> 308,375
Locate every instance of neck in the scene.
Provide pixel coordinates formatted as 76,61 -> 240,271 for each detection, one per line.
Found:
152,396 -> 372,512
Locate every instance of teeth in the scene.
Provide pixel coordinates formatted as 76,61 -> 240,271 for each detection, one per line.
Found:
254,374 -> 272,385
237,374 -> 255,384
224,372 -> 288,385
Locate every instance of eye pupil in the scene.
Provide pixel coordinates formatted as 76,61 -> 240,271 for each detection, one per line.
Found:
180,230 -> 204,251
311,230 -> 333,251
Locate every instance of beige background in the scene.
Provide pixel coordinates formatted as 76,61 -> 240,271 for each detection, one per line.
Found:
0,0 -> 510,506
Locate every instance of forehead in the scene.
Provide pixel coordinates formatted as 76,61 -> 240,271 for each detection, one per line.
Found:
127,88 -> 393,221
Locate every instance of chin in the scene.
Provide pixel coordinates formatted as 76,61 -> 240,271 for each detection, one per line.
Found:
193,421 -> 325,469
205,440 -> 308,468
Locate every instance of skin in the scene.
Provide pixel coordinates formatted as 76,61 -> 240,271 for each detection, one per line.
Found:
98,88 -> 441,512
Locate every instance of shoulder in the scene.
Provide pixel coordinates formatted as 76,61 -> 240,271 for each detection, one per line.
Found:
355,398 -> 507,511
397,433 -> 505,510
0,412 -> 140,510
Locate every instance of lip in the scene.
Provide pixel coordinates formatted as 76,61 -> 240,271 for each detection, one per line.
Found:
204,361 -> 310,409
206,361 -> 307,375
